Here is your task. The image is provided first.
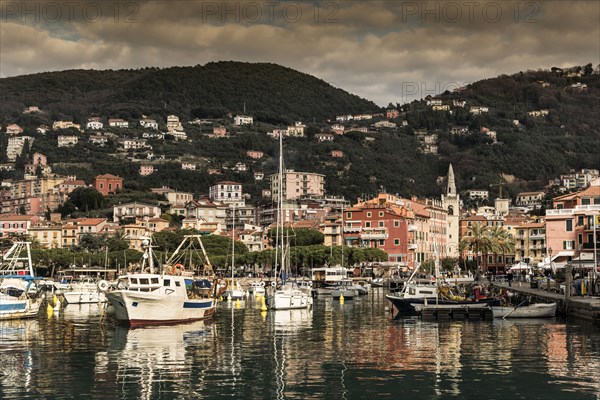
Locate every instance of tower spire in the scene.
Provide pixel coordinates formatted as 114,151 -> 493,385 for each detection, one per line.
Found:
447,164 -> 456,196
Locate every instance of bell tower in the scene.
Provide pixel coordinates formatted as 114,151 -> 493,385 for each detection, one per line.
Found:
442,164 -> 460,257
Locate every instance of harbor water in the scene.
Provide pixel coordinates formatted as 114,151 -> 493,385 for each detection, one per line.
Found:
1,288 -> 599,399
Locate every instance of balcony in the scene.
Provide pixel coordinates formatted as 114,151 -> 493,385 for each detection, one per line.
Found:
361,233 -> 388,240
408,224 -> 417,232
408,243 -> 418,250
344,226 -> 362,233
530,233 -> 545,240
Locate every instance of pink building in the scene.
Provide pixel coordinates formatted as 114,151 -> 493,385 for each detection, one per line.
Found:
386,109 -> 400,119
139,165 -> 154,176
0,215 -> 40,238
246,150 -> 264,159
546,183 -> 600,263
270,170 -> 325,201
331,150 -> 344,158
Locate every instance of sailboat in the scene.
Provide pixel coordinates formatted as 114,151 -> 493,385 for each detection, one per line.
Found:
223,204 -> 244,301
267,133 -> 313,310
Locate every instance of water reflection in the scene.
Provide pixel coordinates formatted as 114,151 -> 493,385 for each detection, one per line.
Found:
105,321 -> 215,399
1,291 -> 600,400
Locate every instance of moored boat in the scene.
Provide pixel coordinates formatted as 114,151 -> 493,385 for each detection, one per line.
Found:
491,302 -> 557,318
104,237 -> 217,326
0,242 -> 43,320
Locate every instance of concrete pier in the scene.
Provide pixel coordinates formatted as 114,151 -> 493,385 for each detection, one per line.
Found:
494,281 -> 600,323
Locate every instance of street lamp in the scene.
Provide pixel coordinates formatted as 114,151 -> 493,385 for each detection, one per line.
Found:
547,247 -> 553,291
578,244 -> 583,296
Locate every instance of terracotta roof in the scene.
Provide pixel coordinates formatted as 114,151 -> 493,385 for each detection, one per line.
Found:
214,181 -> 240,185
76,218 -> 106,226
95,174 -> 122,180
0,214 -> 37,221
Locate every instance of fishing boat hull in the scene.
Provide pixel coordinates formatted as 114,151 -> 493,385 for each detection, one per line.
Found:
491,303 -> 557,318
0,296 -> 42,320
63,291 -> 106,304
107,291 -> 216,326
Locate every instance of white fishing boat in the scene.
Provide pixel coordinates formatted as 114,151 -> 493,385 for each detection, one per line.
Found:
267,133 -> 312,310
60,277 -> 107,304
491,302 -> 557,318
105,237 -> 217,326
0,242 -> 42,320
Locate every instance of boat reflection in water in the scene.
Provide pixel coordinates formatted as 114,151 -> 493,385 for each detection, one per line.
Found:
103,320 -> 215,399
0,320 -> 38,393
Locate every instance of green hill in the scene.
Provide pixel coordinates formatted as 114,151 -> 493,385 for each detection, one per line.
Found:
1,63 -> 599,205
0,62 -> 379,124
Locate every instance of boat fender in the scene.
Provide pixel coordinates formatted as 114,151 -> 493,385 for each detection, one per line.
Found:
260,281 -> 265,287
97,280 -> 110,292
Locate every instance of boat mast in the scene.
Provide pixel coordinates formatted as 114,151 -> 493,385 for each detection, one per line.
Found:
231,203 -> 236,288
275,133 -> 284,285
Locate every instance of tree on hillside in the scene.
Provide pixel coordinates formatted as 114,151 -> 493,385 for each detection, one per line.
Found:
69,187 -> 104,212
267,228 -> 324,247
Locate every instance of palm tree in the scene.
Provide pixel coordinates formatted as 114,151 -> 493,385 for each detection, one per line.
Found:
488,226 -> 515,273
459,222 -> 494,273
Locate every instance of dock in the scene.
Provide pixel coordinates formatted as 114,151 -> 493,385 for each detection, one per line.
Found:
494,281 -> 600,323
415,303 -> 493,322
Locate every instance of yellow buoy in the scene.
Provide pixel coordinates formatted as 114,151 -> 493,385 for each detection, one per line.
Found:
261,310 -> 267,320
235,299 -> 241,308
340,294 -> 345,304
53,294 -> 58,304
260,296 -> 268,311
46,303 -> 53,316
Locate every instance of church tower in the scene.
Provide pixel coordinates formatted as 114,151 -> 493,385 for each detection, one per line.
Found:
442,164 -> 460,257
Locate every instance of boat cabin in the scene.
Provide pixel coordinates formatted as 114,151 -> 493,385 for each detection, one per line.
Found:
311,266 -> 351,286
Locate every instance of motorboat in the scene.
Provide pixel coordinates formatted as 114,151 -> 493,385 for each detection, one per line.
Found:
59,277 -> 106,304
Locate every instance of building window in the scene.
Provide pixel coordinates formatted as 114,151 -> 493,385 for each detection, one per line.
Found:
379,221 -> 384,227
578,216 -> 585,226
394,239 -> 399,245
566,220 -> 573,232
365,222 -> 371,228
379,211 -> 384,217
366,212 -> 371,218
394,221 -> 399,227
346,212 -> 351,219
379,240 -> 385,246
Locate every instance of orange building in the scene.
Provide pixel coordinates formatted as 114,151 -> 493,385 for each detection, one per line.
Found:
94,174 -> 123,196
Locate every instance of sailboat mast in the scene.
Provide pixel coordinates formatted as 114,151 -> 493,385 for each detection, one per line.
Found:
275,133 -> 285,282
232,204 -> 235,286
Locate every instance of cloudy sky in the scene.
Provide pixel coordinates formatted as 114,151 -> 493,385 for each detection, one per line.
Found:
1,0 -> 598,105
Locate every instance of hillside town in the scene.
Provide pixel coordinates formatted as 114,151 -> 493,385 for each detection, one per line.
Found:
1,120 -> 598,275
